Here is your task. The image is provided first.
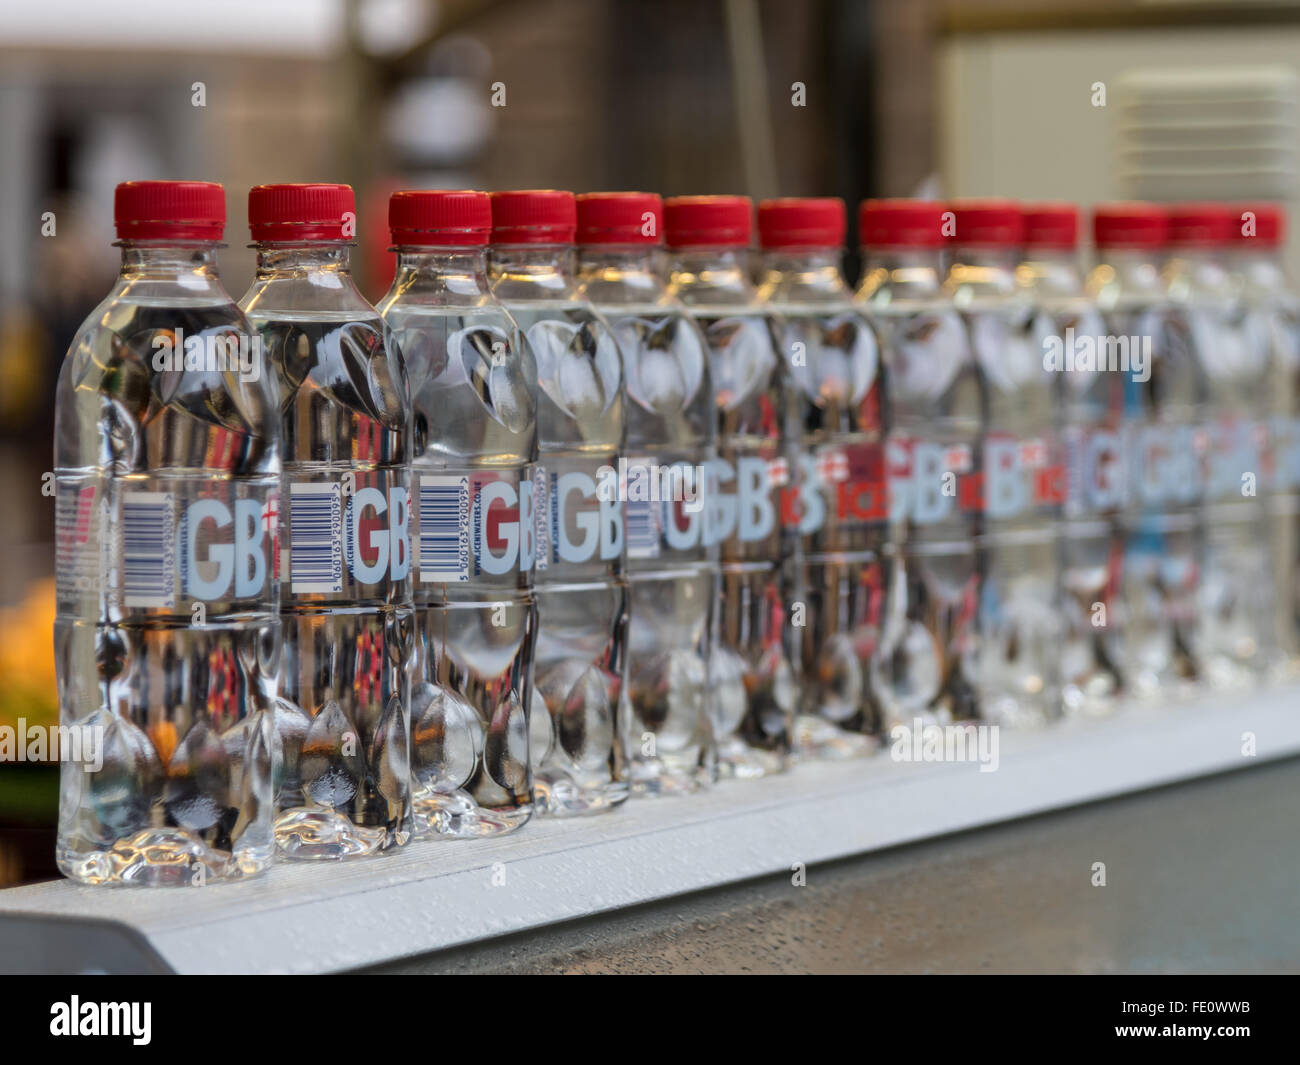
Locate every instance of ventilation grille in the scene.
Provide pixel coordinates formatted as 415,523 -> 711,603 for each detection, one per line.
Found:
1116,66 -> 1298,200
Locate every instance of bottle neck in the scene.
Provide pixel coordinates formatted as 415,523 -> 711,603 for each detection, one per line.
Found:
253,242 -> 352,277
1164,245 -> 1233,301
944,244 -> 1021,300
1233,247 -> 1291,297
576,245 -> 665,306
857,247 -> 945,303
118,243 -> 220,279
488,243 -> 577,300
118,242 -> 226,297
757,248 -> 849,302
667,246 -> 755,304
948,244 -> 1020,272
392,247 -> 492,297
244,242 -> 374,316
1088,247 -> 1167,308
1018,248 -> 1085,297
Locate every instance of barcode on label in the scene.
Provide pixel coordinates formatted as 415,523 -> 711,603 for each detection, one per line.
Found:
535,466 -> 549,572
122,491 -> 175,608
626,498 -> 660,559
419,475 -> 470,581
289,483 -> 343,594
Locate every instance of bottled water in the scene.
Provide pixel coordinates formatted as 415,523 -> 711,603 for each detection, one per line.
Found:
488,189 -> 629,815
945,200 -> 1063,727
858,199 -> 981,729
576,192 -> 715,795
1087,203 -> 1197,695
755,197 -> 887,757
1019,203 -> 1124,716
376,190 -> 538,837
1231,203 -> 1300,669
665,195 -> 793,777
1164,203 -> 1269,687
240,184 -> 413,857
54,181 -> 279,884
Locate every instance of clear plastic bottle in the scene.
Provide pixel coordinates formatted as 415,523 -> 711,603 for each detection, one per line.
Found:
488,189 -> 629,815
1164,203 -> 1269,687
376,190 -> 538,837
239,184 -> 413,857
1231,202 -> 1300,670
858,199 -> 980,729
1019,203 -> 1124,716
755,197 -> 887,757
944,200 -> 1063,727
54,180 -> 279,884
665,196 -> 794,778
575,192 -> 715,795
1087,203 -> 1198,695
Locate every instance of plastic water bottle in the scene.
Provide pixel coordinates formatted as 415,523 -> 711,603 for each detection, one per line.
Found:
575,192 -> 715,795
857,199 -> 980,729
665,195 -> 794,778
239,184 -> 413,857
755,197 -> 886,757
1232,203 -> 1300,670
1087,203 -> 1196,695
488,189 -> 629,815
1164,203 -> 1270,687
376,190 -> 538,838
945,200 -> 1063,727
1019,203 -> 1124,716
54,181 -> 280,884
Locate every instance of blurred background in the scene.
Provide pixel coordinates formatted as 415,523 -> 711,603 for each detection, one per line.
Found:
3,0 -> 1300,886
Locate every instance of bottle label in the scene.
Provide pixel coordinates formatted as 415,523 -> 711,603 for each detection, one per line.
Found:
1202,417 -> 1264,503
621,456 -> 706,560
417,475 -> 471,581
887,437 -> 978,524
534,462 -> 624,569
55,484 -> 106,599
416,471 -> 534,581
1064,426 -> 1127,517
781,446 -> 889,534
978,434 -> 1067,520
56,483 -> 277,608
701,455 -> 779,548
282,477 -> 411,594
1131,422 -> 1204,507
1271,415 -> 1300,492
287,483 -> 344,594
123,491 -> 178,608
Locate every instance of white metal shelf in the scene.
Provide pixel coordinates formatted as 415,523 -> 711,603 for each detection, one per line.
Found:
1,684 -> 1297,974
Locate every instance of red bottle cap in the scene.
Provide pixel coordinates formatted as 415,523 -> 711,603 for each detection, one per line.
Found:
389,190 -> 492,247
858,199 -> 947,249
664,195 -> 752,248
1166,203 -> 1233,247
1231,203 -> 1285,247
490,189 -> 577,244
1092,203 -> 1168,249
248,183 -> 355,243
114,180 -> 225,241
949,199 -> 1024,247
1023,203 -> 1079,249
576,192 -> 663,245
757,198 -> 846,249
